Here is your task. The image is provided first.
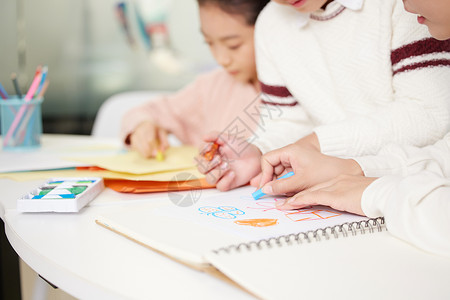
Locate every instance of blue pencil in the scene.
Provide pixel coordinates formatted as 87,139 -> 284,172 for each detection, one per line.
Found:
134,5 -> 151,51
252,171 -> 295,200
35,66 -> 48,97
0,81 -> 9,99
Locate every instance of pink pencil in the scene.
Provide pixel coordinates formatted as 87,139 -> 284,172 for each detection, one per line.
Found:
3,73 -> 42,146
16,80 -> 50,144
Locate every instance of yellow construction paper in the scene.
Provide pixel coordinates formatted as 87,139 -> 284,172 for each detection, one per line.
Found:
0,167 -> 205,182
65,146 -> 198,175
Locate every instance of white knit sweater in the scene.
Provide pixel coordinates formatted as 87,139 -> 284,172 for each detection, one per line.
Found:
252,0 -> 450,156
356,133 -> 450,258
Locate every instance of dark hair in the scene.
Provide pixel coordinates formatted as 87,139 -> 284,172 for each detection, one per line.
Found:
197,0 -> 269,26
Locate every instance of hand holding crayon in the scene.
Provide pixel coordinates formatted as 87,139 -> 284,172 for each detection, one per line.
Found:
129,121 -> 169,160
155,139 -> 165,162
256,140 -> 364,198
196,131 -> 262,191
202,142 -> 219,161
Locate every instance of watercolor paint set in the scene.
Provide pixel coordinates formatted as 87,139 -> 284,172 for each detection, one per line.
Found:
17,177 -> 104,212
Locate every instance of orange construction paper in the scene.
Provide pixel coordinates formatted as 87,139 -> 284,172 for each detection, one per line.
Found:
104,178 -> 215,193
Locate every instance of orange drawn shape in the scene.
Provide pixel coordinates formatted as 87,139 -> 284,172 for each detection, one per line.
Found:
234,218 -> 278,227
203,142 -> 219,161
286,208 -> 341,222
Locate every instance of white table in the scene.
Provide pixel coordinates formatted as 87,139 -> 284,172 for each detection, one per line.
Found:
0,135 -> 252,299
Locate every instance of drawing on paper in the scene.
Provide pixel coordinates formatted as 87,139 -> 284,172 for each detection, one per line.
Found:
234,219 -> 278,227
247,201 -> 342,222
285,208 -> 341,222
239,195 -> 255,201
247,201 -> 280,212
198,206 -> 245,219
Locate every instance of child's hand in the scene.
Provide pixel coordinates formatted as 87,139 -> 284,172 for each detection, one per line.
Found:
129,121 -> 169,158
258,141 -> 363,196
276,175 -> 378,216
196,131 -> 262,191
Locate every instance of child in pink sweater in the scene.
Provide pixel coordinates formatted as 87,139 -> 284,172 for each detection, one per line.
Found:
121,0 -> 268,158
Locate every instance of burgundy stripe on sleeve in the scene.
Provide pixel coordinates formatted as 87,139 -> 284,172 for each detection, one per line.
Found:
391,38 -> 450,66
261,100 -> 298,107
393,59 -> 450,75
260,82 -> 293,98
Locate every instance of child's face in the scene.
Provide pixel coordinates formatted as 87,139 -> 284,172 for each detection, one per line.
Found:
199,4 -> 257,84
402,0 -> 450,40
271,0 -> 330,13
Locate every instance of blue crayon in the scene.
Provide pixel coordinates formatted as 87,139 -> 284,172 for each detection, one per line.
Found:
252,171 -> 295,200
35,66 -> 48,97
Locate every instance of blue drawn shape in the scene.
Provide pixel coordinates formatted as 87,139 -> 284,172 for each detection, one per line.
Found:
198,206 -> 245,219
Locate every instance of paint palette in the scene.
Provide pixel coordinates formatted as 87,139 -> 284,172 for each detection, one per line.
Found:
17,177 -> 104,212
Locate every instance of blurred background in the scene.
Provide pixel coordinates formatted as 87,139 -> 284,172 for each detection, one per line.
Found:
0,0 -> 216,135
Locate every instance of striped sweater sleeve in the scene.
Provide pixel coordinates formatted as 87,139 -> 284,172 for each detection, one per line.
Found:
315,2 -> 450,157
251,8 -> 314,153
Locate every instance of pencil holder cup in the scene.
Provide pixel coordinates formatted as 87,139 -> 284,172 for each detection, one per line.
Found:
1,96 -> 43,151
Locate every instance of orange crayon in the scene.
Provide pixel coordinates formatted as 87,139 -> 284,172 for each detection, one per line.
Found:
203,142 -> 219,161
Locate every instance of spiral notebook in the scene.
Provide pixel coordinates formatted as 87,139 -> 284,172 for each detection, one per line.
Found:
95,186 -> 450,299
205,224 -> 450,300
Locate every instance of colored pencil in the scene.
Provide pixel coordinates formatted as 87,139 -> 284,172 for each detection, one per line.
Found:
0,82 -> 9,99
37,80 -> 49,98
11,73 -> 22,98
3,72 -> 42,146
35,66 -> 48,97
17,80 -> 49,144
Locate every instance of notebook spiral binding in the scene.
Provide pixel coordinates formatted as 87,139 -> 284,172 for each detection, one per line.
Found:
213,217 -> 385,255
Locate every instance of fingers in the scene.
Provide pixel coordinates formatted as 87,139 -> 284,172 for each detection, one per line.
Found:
276,179 -> 336,210
199,141 -> 214,156
130,133 -> 156,158
202,131 -> 225,144
259,148 -> 284,188
130,121 -> 162,158
201,131 -> 249,154
276,190 -> 328,210
196,154 -> 222,174
200,157 -> 235,191
275,175 -> 340,210
250,173 -> 262,187
262,175 -> 302,196
198,131 -> 263,192
276,175 -> 369,215
196,134 -> 233,176
205,160 -> 230,185
197,132 -> 237,174
259,144 -> 301,189
215,171 -> 236,191
157,128 -> 170,152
